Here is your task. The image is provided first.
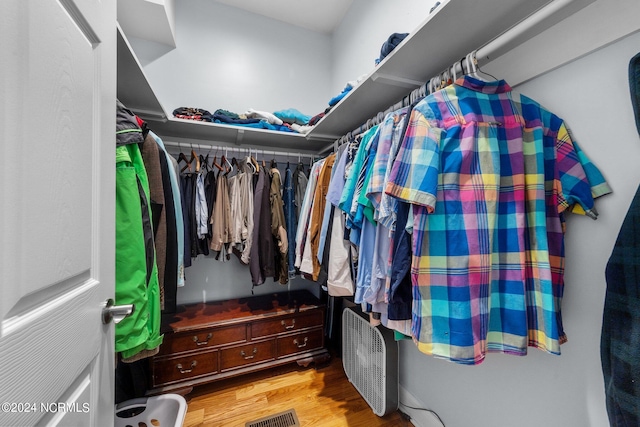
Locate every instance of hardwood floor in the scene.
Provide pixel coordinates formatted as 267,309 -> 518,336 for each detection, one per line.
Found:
182,355 -> 413,427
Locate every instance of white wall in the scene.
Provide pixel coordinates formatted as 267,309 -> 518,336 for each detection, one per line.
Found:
173,250 -> 316,305
330,0 -> 439,95
129,0 -> 332,118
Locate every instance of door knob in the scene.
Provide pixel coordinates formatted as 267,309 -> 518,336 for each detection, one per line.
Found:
102,298 -> 134,324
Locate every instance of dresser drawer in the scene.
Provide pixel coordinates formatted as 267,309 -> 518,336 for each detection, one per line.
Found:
152,350 -> 218,387
158,324 -> 246,355
276,328 -> 324,358
220,340 -> 275,371
251,310 -> 323,339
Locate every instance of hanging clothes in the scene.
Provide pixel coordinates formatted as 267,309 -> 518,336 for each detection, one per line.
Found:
601,182 -> 640,426
293,162 -> 308,219
359,108 -> 407,306
154,141 -> 179,314
195,171 -> 209,250
210,169 -> 232,260
164,150 -> 186,287
324,144 -> 355,297
338,128 -> 377,245
270,167 -> 288,284
179,170 -> 195,266
204,163 -> 217,249
297,159 -> 325,276
283,164 -> 297,278
384,75 -> 610,365
140,133 -> 167,310
114,100 -> 162,362
364,107 -> 411,335
257,162 -> 275,278
249,166 -> 267,285
309,153 -> 336,281
228,158 -> 254,264
247,164 -> 276,285
601,51 -> 640,427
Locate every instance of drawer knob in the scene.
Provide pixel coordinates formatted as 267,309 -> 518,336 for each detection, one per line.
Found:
193,333 -> 213,346
240,347 -> 258,360
294,337 -> 308,348
281,319 -> 296,330
176,360 -> 197,374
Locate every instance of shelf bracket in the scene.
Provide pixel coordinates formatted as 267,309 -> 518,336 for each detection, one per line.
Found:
370,73 -> 423,89
235,129 -> 245,145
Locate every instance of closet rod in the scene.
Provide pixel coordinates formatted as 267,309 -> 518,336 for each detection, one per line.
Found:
162,140 -> 316,160
475,0 -> 574,63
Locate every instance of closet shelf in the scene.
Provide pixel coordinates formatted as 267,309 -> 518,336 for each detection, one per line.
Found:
116,25 -> 331,152
144,116 -> 329,152
310,0 -> 593,140
117,24 -> 166,121
117,0 -> 592,150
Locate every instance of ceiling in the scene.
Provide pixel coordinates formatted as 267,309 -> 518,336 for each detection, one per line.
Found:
213,0 -> 354,34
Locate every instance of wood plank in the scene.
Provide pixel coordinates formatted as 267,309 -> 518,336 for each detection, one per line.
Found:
183,356 -> 412,427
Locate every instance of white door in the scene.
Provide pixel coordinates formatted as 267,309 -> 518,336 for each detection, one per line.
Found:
0,0 -> 116,426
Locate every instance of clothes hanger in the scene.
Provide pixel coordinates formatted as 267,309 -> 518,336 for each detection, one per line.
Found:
179,152 -> 192,173
199,154 -> 210,172
466,51 -> 488,81
212,155 -> 224,171
192,149 -> 201,173
178,152 -> 189,165
450,60 -> 458,82
430,76 -> 439,93
224,157 -> 238,175
470,50 -> 499,81
444,67 -> 455,86
419,82 -> 427,99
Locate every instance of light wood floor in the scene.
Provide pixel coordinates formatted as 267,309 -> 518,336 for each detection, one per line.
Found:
183,356 -> 413,427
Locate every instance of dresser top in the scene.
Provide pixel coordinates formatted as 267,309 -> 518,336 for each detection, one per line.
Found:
163,290 -> 324,333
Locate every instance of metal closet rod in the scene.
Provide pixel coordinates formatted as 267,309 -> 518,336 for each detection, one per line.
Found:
321,0 -> 573,155
162,140 -> 316,161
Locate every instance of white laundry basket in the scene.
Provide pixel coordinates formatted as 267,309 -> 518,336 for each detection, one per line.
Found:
115,394 -> 187,427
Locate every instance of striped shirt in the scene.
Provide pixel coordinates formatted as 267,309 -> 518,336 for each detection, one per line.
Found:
385,76 -> 607,364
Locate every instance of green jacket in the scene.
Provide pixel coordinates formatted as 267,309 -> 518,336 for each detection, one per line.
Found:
115,121 -> 162,359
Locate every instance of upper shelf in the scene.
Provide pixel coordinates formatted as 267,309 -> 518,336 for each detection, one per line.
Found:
116,26 -> 331,152
117,0 -> 592,151
117,24 -> 166,120
310,0 -> 593,140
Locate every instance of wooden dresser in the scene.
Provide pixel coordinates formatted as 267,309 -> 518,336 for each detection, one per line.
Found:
148,290 -> 330,395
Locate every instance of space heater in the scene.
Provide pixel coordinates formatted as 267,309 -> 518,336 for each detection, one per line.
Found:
342,306 -> 399,416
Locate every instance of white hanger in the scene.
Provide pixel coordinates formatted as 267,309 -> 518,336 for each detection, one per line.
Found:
466,51 -> 483,80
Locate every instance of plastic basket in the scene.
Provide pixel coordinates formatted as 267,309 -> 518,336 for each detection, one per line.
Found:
115,394 -> 187,427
